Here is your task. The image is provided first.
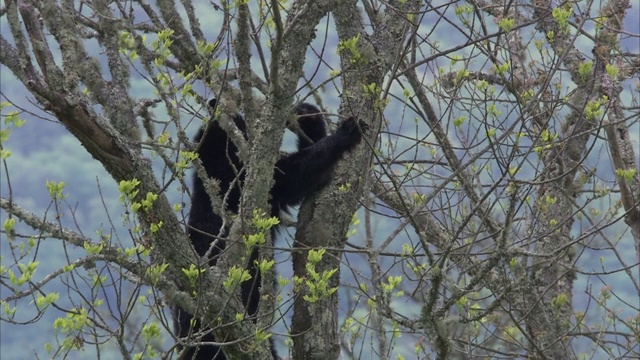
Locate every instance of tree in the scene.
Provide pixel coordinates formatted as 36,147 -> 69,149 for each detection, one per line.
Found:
1,0 -> 638,359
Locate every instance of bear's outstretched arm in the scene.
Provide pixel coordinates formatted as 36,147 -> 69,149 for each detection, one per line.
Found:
270,117 -> 366,212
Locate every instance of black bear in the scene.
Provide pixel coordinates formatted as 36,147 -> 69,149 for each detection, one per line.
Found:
175,99 -> 365,359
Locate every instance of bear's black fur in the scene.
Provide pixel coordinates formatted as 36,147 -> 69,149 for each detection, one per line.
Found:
175,99 -> 365,359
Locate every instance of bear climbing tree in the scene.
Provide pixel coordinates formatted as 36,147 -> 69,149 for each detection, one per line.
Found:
175,99 -> 366,359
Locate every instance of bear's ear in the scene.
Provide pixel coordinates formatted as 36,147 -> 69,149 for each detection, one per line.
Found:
208,98 -> 217,108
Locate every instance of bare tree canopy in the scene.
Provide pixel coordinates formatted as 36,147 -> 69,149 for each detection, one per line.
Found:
1,0 -> 638,359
